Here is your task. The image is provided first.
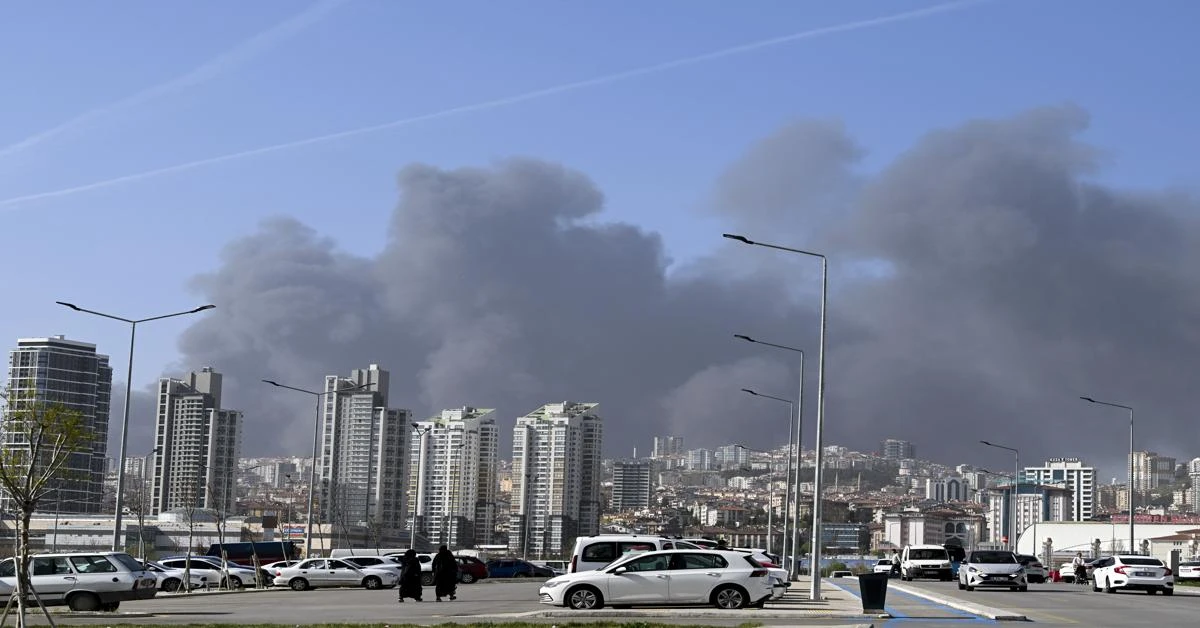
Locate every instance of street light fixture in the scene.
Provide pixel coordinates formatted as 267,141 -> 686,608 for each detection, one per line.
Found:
980,440 -> 1020,552
740,387 -> 796,571
261,378 -> 370,557
735,333 -> 806,578
1080,396 -> 1136,554
411,423 -> 433,550
56,300 -> 215,551
724,233 -> 828,601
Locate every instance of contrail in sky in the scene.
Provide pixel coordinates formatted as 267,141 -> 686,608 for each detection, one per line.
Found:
0,0 -> 988,210
0,0 -> 350,160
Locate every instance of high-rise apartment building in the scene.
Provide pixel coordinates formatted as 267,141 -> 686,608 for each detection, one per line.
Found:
509,401 -> 602,560
1022,457 -> 1096,521
686,448 -> 714,471
318,365 -> 410,531
4,336 -> 112,513
1188,459 -> 1200,514
149,368 -> 243,515
880,439 -> 915,460
651,436 -> 683,459
715,444 -> 749,469
409,407 -> 499,547
611,459 -> 652,511
1129,451 -> 1177,493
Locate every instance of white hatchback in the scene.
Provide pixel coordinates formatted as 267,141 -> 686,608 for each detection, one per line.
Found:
1091,555 -> 1174,595
540,549 -> 773,610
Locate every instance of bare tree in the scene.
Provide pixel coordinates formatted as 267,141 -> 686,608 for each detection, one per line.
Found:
124,474 -> 152,561
178,476 -> 202,594
0,386 -> 92,628
206,473 -> 239,590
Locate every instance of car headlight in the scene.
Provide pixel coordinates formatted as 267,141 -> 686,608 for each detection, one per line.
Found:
967,566 -> 978,573
542,580 -> 564,588
942,562 -> 951,568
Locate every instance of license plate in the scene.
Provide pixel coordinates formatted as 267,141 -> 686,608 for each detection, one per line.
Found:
1135,571 -> 1154,577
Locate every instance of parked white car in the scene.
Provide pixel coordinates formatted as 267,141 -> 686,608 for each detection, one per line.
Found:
900,544 -> 953,581
957,550 -> 1027,592
158,556 -> 260,588
1177,561 -> 1200,582
539,549 -> 773,610
873,559 -> 895,575
1090,555 -> 1174,595
1016,554 -> 1047,583
271,558 -> 397,591
141,560 -> 208,592
0,552 -> 157,611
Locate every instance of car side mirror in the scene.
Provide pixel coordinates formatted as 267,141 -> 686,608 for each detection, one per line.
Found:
611,566 -> 628,575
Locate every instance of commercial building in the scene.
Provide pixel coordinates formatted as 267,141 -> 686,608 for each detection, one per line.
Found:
409,407 -> 499,547
611,459 -> 652,512
985,481 -> 1073,546
3,336 -> 113,514
149,368 -> 243,515
318,365 -> 410,532
1023,458 -> 1096,521
509,401 -> 602,560
880,439 -> 915,460
820,522 -> 870,553
925,477 -> 966,502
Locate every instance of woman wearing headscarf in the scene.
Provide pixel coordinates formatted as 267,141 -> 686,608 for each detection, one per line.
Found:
397,549 -> 423,603
432,545 -> 459,601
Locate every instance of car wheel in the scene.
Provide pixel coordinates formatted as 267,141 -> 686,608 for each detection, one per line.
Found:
363,576 -> 382,590
1092,581 -> 1100,592
1018,586 -> 1028,592
221,576 -> 243,589
421,573 -> 435,586
958,580 -> 965,590
566,585 -> 603,610
966,585 -> 974,591
460,572 -> 476,584
1163,588 -> 1174,596
161,578 -> 181,593
711,585 -> 748,609
289,577 -> 310,591
67,592 -> 101,612
1104,578 -> 1115,594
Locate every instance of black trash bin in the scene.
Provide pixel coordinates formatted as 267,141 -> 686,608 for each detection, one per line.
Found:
857,572 -> 889,612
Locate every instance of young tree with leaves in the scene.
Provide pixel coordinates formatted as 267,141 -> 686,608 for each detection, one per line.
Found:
0,386 -> 92,628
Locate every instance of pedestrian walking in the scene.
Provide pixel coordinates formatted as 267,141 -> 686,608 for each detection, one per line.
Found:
398,549 -> 423,603
433,545 -> 459,602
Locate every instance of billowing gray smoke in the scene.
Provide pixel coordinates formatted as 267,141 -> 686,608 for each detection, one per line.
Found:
155,105 -> 1198,473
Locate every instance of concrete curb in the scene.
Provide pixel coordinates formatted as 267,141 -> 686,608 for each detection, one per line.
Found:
524,609 -> 887,619
887,582 -> 1029,621
159,586 -> 291,598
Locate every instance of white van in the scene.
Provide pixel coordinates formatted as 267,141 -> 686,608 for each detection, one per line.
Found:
900,544 -> 953,581
568,535 -> 703,573
0,552 -> 158,611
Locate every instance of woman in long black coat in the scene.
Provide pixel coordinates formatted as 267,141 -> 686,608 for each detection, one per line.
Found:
398,549 -> 423,602
432,545 -> 458,601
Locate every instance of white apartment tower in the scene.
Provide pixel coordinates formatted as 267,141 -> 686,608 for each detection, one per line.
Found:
1022,457 -> 1096,521
509,402 -> 602,560
3,336 -> 113,514
408,407 -> 500,547
318,364 -> 410,532
149,368 -> 243,515
1129,451 -> 1176,493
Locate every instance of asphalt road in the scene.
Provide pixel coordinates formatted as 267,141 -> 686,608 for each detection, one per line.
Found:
877,578 -> 1200,626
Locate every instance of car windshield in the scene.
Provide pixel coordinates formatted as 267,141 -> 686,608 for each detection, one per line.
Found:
1180,562 -> 1200,567
1120,557 -> 1163,566
877,559 -> 891,565
1016,555 -> 1040,564
969,551 -> 1017,564
908,549 -> 947,560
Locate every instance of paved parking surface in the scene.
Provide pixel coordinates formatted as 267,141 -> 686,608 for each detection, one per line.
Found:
893,578 -> 1200,625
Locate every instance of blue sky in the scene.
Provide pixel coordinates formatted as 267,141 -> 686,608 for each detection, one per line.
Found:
1,0 -> 1197,434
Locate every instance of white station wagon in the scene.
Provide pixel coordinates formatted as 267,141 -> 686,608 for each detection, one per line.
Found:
0,552 -> 157,611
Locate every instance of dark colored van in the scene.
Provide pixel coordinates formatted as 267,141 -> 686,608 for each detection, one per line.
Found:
206,542 -> 299,568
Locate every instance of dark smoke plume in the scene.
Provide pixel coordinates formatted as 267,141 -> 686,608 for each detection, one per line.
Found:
164,106 -> 1199,475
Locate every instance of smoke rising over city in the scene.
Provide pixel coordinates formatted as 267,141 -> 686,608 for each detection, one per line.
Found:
126,105 -> 1197,473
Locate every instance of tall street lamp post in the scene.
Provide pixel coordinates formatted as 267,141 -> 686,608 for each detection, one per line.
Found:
735,333 -> 805,578
734,444 -> 777,555
411,423 -> 432,549
723,233 -> 828,600
56,301 -> 215,551
740,388 -> 795,569
980,440 -> 1019,552
1080,396 -> 1135,554
261,379 -> 370,557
